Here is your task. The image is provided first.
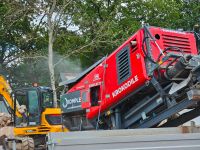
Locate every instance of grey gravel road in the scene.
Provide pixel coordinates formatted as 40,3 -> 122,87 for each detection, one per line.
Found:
47,127 -> 200,150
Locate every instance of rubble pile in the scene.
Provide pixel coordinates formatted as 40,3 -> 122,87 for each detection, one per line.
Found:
0,113 -> 11,128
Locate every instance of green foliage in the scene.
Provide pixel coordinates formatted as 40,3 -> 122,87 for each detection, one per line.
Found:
69,0 -> 140,67
11,59 -> 50,88
69,0 -> 197,68
0,1 -> 49,86
0,0 -> 199,87
179,0 -> 200,30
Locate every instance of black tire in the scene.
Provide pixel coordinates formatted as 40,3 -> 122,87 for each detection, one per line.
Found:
21,137 -> 34,150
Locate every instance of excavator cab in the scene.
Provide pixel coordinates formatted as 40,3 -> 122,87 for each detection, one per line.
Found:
14,86 -> 58,127
12,87 -> 67,148
14,87 -> 43,127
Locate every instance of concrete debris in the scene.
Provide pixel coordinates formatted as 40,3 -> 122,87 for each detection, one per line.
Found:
0,127 -> 14,145
0,113 -> 11,128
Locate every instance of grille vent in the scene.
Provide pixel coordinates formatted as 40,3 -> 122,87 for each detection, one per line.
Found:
117,46 -> 131,84
162,34 -> 191,53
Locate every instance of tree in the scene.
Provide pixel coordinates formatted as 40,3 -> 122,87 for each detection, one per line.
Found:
24,0 -> 73,107
69,0 -> 196,68
1,1 -> 81,105
0,1 -> 35,68
0,0 -> 199,103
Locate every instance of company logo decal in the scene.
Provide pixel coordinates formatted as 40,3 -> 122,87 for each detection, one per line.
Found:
62,97 -> 81,108
112,75 -> 138,98
93,74 -> 101,81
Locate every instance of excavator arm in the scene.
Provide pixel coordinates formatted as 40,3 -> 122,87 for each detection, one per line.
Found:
0,75 -> 21,117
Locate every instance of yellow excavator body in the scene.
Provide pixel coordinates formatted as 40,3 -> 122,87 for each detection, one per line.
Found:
0,74 -> 68,149
14,108 -> 68,136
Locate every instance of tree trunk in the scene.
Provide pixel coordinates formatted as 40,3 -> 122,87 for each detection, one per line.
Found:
48,25 -> 58,107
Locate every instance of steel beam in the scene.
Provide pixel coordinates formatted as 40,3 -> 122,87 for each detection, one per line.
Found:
135,98 -> 197,128
122,84 -> 172,128
160,106 -> 200,127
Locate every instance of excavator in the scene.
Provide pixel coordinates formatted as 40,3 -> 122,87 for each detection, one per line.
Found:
0,75 -> 67,150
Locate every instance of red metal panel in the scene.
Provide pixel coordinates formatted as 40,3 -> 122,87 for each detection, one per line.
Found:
148,27 -> 198,63
86,29 -> 149,119
65,26 -> 198,120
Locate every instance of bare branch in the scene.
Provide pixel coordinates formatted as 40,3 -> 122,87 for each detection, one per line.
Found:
35,13 -> 46,30
49,0 -> 57,16
21,55 -> 48,60
47,0 -> 56,31
55,0 -> 72,23
53,40 -> 95,67
53,0 -> 72,40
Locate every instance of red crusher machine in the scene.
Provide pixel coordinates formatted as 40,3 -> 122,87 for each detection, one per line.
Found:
59,25 -> 200,130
